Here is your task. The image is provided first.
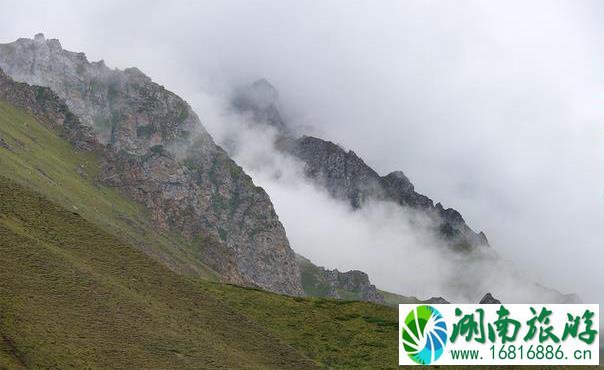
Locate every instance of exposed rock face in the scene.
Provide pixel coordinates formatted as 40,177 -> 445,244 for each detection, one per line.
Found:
287,136 -> 488,249
0,35 -> 303,296
296,255 -> 384,304
234,79 -> 488,250
479,293 -> 501,304
0,68 -> 97,151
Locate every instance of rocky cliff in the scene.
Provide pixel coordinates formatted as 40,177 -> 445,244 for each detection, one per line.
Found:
0,35 -> 303,295
234,79 -> 489,250
296,255 -> 384,304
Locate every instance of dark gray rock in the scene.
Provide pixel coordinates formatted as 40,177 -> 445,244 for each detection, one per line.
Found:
479,293 -> 501,304
286,135 -> 489,249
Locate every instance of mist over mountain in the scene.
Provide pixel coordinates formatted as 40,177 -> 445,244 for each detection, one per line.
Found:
0,1 -> 602,361
187,76 -> 578,304
2,1 -> 601,307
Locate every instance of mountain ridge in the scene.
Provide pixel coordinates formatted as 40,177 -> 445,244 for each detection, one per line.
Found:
0,34 -> 303,295
234,79 -> 489,251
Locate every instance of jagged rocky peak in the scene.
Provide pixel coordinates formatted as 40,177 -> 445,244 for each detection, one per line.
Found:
290,135 -> 383,208
231,78 -> 286,130
0,35 -> 304,296
382,170 -> 415,198
479,292 -> 502,304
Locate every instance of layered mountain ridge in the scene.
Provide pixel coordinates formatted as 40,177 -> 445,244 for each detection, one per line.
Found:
232,78 -> 489,252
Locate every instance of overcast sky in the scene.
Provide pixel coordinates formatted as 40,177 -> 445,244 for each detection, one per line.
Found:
1,1 -> 603,305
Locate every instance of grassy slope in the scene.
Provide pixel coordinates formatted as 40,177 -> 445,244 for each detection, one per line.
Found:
0,176 -> 318,369
0,100 -> 216,280
201,282 -> 398,368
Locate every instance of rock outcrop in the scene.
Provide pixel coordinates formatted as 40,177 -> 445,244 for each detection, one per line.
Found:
0,35 -> 303,295
296,255 -> 384,304
478,292 -> 501,304
0,68 -> 97,151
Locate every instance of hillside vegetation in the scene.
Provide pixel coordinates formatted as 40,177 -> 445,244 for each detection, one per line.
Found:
0,175 -> 320,369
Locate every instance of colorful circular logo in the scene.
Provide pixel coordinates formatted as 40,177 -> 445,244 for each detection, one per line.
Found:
401,305 -> 448,365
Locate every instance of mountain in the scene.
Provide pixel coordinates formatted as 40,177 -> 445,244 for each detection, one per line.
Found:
0,63 -> 402,369
0,34 -> 594,369
0,34 -> 410,305
0,34 -> 302,295
233,79 -> 489,251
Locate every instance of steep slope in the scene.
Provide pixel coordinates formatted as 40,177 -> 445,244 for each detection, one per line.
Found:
234,79 -> 488,251
0,70 -> 221,281
0,175 -> 319,370
0,35 -> 302,295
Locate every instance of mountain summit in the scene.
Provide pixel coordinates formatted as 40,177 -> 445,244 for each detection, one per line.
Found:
232,78 -> 286,131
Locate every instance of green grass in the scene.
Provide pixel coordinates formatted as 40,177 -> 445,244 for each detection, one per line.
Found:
200,282 -> 398,368
297,255 -> 334,297
0,176 -> 318,369
0,100 -> 217,280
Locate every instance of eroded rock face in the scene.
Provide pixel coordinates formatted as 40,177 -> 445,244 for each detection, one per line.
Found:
0,68 -> 97,151
284,135 -> 489,250
0,35 -> 303,295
